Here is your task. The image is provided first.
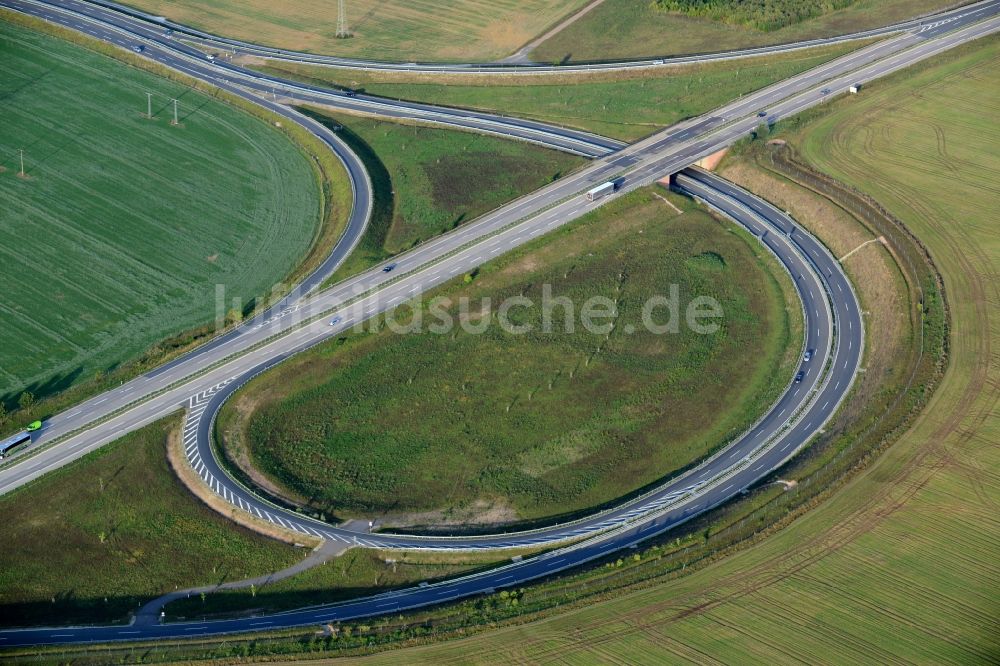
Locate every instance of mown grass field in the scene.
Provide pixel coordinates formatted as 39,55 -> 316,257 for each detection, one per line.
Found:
122,0 -> 588,61
0,417 -> 300,628
347,34 -> 1000,665
0,21 -> 321,406
224,188 -> 799,528
301,108 -> 584,282
533,0 -> 955,62
258,40 -> 864,141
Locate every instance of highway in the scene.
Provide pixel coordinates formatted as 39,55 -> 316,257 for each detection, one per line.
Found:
5,0 -> 626,157
0,0 -> 997,645
0,167 -> 862,645
44,0 -> 1000,72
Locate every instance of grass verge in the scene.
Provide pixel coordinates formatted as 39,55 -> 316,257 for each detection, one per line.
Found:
249,39 -> 868,141
297,107 -> 585,283
16,28 -> 980,664
218,187 -> 798,530
164,549 -> 518,622
0,416 -> 300,628
532,0 -> 959,62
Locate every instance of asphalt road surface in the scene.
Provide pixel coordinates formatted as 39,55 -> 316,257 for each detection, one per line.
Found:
2,0 -> 994,508
6,0 -> 626,157
0,0 -> 996,645
50,0 -> 1000,72
0,167 -> 862,645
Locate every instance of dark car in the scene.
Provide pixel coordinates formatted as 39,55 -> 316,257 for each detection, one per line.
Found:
344,90 -> 357,97
794,370 -> 805,383
382,263 -> 397,273
821,88 -> 832,95
757,110 -> 768,117
329,316 -> 342,327
132,45 -> 145,54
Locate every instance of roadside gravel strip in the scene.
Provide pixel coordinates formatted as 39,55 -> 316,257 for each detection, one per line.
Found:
54,0 -> 998,72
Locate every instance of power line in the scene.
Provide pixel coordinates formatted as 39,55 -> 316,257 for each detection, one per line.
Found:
336,0 -> 350,38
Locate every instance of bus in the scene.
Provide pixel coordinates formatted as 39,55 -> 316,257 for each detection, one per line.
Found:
0,431 -> 31,459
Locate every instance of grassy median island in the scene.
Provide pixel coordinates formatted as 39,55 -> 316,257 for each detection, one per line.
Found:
0,21 -> 325,407
0,417 -> 300,628
301,108 -> 585,282
220,188 -> 800,529
532,0 -> 955,62
255,39 -> 866,141
335,34 -> 995,663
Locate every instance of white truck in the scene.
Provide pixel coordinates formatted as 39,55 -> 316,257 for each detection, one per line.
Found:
585,180 -> 619,201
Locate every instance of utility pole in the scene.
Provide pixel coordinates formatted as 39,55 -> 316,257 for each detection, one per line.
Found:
336,0 -> 349,38
18,148 -> 25,177
146,92 -> 153,118
171,98 -> 178,126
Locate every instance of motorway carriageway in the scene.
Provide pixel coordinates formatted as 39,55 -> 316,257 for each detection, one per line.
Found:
0,1 -> 997,645
2,0 -> 997,540
7,0 -> 625,158
2,0 -> 994,511
48,0 -> 1000,72
0,167 -> 862,645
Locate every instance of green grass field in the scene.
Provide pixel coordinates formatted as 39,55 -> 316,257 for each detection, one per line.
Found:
532,0 -> 955,62
301,108 -> 584,282
122,0 -> 588,61
223,188 -> 799,527
0,417 -> 300,628
258,40 -> 863,141
0,21 -> 321,406
352,33 -> 1000,664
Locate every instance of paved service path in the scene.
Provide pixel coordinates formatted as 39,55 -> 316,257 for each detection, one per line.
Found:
499,0 -> 607,64
133,540 -> 350,625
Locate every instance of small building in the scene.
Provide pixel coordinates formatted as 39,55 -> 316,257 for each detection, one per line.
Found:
849,83 -> 862,94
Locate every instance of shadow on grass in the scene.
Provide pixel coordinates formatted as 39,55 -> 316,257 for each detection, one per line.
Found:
2,366 -> 84,413
298,107 -> 395,279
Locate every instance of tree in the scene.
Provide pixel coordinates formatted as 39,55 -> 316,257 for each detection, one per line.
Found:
17,391 -> 34,412
0,402 -> 8,428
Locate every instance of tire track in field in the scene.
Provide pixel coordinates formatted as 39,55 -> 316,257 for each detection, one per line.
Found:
495,93 -> 998,665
